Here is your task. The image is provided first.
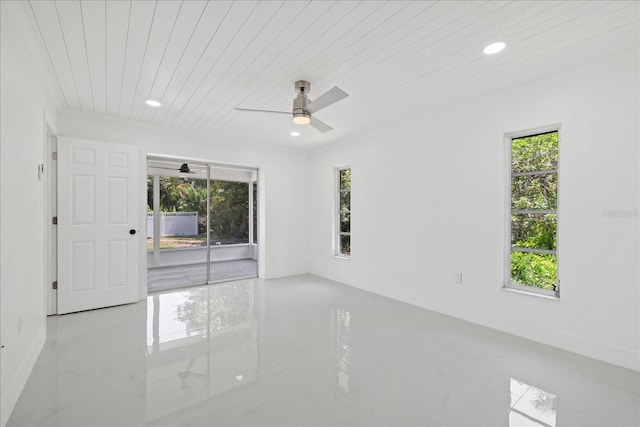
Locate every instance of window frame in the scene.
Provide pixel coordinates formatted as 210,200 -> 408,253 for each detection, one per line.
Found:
335,166 -> 351,259
504,126 -> 560,298
251,181 -> 257,245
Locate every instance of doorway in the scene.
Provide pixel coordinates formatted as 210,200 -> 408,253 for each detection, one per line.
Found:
146,158 -> 258,291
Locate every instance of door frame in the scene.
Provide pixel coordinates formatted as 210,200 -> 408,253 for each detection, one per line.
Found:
145,155 -> 262,290
44,120 -> 57,315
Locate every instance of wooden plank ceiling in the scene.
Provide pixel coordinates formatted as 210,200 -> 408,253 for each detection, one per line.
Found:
10,0 -> 640,148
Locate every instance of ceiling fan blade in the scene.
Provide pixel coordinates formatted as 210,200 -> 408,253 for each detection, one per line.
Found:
305,86 -> 348,114
235,107 -> 290,115
154,166 -> 183,171
310,116 -> 333,133
151,166 -> 195,174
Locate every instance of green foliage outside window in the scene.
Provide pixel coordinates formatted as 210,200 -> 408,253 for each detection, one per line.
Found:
511,252 -> 557,290
338,168 -> 351,256
252,183 -> 258,244
210,181 -> 249,243
147,176 -> 250,245
339,168 -> 351,190
510,132 -> 558,291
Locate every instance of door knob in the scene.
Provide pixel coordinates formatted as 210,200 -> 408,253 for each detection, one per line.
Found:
129,229 -> 137,235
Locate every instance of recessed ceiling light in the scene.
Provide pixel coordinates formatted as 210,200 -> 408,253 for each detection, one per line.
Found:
145,99 -> 162,107
483,42 -> 506,55
290,131 -> 300,136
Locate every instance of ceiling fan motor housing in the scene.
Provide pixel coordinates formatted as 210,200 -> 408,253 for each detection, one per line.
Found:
293,80 -> 311,123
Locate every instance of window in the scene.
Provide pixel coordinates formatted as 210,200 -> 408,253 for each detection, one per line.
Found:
336,167 -> 351,257
252,182 -> 257,244
507,130 -> 558,296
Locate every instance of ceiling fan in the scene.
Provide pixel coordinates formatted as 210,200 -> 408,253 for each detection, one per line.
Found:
235,80 -> 348,133
152,163 -> 195,174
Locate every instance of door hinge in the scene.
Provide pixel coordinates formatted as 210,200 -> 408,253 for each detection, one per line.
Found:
52,281 -> 58,290
52,216 -> 58,225
52,152 -> 57,160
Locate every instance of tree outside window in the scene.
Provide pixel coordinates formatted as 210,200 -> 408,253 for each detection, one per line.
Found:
508,131 -> 558,295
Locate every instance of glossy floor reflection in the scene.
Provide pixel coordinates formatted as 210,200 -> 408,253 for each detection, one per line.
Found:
8,275 -> 640,426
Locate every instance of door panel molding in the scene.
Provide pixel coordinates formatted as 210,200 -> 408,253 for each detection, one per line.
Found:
57,137 -> 139,314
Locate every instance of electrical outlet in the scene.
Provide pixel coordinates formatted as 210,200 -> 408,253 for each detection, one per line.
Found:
454,273 -> 463,284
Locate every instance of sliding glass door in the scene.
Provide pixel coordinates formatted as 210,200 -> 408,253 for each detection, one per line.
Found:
146,158 -> 258,291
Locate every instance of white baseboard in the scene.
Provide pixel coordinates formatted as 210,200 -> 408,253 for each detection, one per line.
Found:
310,271 -> 640,373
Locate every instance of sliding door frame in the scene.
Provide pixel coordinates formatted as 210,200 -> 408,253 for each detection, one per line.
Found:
146,155 -> 259,290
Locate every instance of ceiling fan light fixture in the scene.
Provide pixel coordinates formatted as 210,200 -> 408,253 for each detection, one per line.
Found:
293,112 -> 310,125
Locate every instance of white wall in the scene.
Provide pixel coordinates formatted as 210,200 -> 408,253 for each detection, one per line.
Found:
0,5 -> 61,426
57,110 -> 310,298
309,50 -> 639,371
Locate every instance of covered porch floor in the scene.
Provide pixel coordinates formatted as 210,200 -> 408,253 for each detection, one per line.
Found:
147,259 -> 257,292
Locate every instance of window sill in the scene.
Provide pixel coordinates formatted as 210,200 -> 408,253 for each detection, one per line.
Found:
501,286 -> 559,301
333,255 -> 351,261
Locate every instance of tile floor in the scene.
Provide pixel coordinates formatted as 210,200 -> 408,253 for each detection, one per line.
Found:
147,259 -> 257,291
8,275 -> 639,426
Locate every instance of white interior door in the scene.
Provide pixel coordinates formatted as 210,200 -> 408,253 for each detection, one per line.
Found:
57,137 -> 139,314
